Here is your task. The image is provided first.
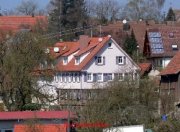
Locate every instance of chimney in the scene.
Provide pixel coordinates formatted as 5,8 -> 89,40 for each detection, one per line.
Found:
79,35 -> 90,49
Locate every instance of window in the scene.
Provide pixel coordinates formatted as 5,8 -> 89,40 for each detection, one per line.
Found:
95,56 -> 105,65
107,73 -> 113,81
172,44 -> 178,50
116,56 -> 125,64
134,73 -> 138,80
75,57 -> 80,65
66,73 -> 69,82
77,73 -> 80,82
108,42 -> 112,48
97,56 -> 103,64
63,57 -> 68,65
62,73 -> 66,82
87,73 -> 92,82
124,73 -> 129,80
97,73 -> 103,82
69,73 -> 73,82
119,73 -> 124,81
4,130 -> 13,132
58,73 -> 62,82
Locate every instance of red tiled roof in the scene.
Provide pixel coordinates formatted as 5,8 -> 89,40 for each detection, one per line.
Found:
0,111 -> 76,120
14,124 -> 66,132
0,16 -> 47,32
145,25 -> 180,57
55,36 -> 110,71
160,51 -> 180,75
138,63 -> 152,75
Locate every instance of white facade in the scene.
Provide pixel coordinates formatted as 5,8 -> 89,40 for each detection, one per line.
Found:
39,36 -> 140,104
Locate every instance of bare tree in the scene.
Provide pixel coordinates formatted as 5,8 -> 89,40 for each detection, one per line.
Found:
79,78 -> 159,132
123,0 -> 165,21
16,0 -> 38,15
85,0 -> 121,24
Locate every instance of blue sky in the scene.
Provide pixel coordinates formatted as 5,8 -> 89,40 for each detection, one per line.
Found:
0,0 -> 180,13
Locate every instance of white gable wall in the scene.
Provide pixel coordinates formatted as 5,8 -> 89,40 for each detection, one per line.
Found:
83,39 -> 139,73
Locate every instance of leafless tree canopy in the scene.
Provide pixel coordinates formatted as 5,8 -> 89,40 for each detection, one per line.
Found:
16,0 -> 38,15
122,0 -> 165,21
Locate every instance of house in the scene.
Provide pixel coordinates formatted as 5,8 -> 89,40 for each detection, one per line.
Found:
0,16 -> 47,33
39,35 -> 140,109
138,63 -> 152,77
0,111 -> 76,132
159,51 -> 180,113
143,26 -> 180,69
174,9 -> 180,22
14,124 -> 66,132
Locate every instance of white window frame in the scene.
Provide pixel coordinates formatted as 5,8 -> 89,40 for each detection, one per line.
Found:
69,73 -> 72,82
97,73 -> 103,82
75,57 -> 80,65
117,56 -> 124,64
58,73 -> 62,82
63,57 -> 68,65
87,73 -> 93,82
97,56 -> 103,65
77,73 -> 80,82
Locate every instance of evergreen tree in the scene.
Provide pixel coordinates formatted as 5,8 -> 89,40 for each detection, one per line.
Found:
123,30 -> 138,57
166,7 -> 176,21
48,0 -> 88,40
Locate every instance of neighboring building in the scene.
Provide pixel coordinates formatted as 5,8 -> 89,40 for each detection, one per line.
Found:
174,9 -> 180,22
0,111 -> 76,132
40,35 -> 140,109
14,124 -> 66,132
138,63 -> 152,77
143,26 -> 180,69
160,51 -> 180,113
0,16 -> 47,33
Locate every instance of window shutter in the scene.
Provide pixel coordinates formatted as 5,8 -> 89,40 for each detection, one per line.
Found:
103,56 -> 105,65
103,73 -> 107,82
116,56 -> 118,64
93,74 -> 97,82
84,73 -> 87,82
124,56 -> 126,65
95,56 -> 98,65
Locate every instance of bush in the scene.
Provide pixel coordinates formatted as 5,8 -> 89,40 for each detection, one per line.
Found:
22,103 -> 41,111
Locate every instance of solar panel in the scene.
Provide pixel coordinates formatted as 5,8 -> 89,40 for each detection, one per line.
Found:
148,32 -> 164,54
149,38 -> 162,43
148,32 -> 161,38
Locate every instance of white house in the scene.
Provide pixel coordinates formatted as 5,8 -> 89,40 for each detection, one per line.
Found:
39,35 -> 140,108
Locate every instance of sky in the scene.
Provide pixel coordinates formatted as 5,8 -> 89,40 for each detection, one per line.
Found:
0,0 -> 180,13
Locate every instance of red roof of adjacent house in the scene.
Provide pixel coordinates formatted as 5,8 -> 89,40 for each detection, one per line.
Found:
145,25 -> 180,57
0,16 -> 47,32
138,63 -> 152,75
0,111 -> 76,120
160,51 -> 180,75
55,36 -> 111,71
14,124 -> 66,132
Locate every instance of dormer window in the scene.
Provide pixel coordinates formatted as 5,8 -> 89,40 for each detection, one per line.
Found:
108,42 -> 112,48
75,57 -> 80,65
63,57 -> 68,65
169,32 -> 174,38
172,44 -> 178,50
